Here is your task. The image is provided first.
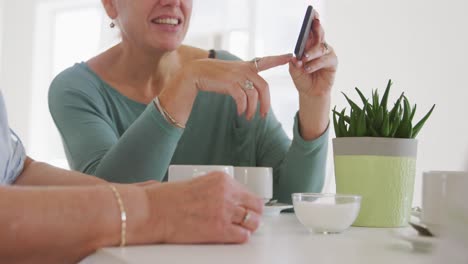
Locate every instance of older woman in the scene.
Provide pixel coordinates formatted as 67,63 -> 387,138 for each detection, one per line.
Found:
48,0 -> 338,203
0,90 -> 262,263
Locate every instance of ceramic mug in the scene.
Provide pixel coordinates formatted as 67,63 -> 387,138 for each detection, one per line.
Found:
420,171 -> 468,236
431,172 -> 468,262
168,165 -> 234,182
234,167 -> 273,203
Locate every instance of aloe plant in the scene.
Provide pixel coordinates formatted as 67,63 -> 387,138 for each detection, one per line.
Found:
333,80 -> 435,138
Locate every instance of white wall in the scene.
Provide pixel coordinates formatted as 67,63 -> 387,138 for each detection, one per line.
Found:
326,0 -> 468,205
0,0 -> 4,75
0,0 -> 35,147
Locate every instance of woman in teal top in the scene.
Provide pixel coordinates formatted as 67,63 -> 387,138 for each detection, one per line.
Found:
48,1 -> 338,203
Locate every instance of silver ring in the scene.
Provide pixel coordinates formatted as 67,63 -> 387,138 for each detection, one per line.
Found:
251,57 -> 261,72
322,42 -> 330,54
243,80 -> 254,91
242,210 -> 251,224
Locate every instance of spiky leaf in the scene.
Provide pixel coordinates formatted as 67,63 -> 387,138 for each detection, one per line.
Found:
380,79 -> 392,111
410,104 -> 417,122
412,104 -> 436,138
342,92 -> 362,113
338,108 -> 348,137
380,112 -> 390,137
356,110 -> 367,137
333,107 -> 340,137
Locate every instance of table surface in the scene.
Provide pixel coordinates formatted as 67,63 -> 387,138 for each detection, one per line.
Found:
81,213 -> 436,264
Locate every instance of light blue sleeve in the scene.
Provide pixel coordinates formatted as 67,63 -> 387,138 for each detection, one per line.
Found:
0,90 -> 26,185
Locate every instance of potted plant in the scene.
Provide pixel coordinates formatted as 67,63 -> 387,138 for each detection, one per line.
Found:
332,80 -> 435,227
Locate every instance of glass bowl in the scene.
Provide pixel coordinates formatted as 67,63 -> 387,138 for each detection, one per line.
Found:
292,193 -> 362,234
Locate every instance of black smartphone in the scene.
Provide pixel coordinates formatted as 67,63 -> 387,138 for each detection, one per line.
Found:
294,5 -> 314,59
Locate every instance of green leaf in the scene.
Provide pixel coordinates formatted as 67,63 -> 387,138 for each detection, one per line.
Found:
374,107 -> 384,130
356,110 -> 367,136
338,108 -> 348,137
333,107 -> 340,137
365,103 -> 375,120
412,104 -> 436,138
395,98 -> 413,138
380,112 -> 390,137
403,96 -> 412,122
342,92 -> 362,112
355,87 -> 368,107
369,126 -> 379,137
410,104 -> 417,122
389,93 -> 404,121
372,89 -> 380,112
348,109 -> 357,136
332,110 -> 351,124
407,126 -> 413,138
390,107 -> 402,137
380,79 -> 392,111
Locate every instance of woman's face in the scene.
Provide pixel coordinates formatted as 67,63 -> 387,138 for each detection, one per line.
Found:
110,0 -> 193,52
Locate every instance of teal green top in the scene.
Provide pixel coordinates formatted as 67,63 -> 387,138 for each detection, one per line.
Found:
48,50 -> 329,203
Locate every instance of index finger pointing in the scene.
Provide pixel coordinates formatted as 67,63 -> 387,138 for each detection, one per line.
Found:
255,54 -> 293,72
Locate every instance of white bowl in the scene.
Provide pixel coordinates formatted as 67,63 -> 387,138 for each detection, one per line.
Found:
292,193 -> 361,234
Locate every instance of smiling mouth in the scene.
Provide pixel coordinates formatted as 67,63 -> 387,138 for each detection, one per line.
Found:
151,18 -> 181,26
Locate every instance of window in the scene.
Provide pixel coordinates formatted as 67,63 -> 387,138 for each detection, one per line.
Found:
29,0 -> 108,168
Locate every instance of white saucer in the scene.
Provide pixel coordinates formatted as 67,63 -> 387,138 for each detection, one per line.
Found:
263,203 -> 293,216
393,228 -> 438,252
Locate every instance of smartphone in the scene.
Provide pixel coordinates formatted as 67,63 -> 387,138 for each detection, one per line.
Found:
294,5 -> 314,59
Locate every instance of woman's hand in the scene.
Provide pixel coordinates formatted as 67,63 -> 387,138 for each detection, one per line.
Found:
158,54 -> 291,127
289,13 -> 338,98
287,12 -> 338,140
143,172 -> 264,244
191,55 -> 291,120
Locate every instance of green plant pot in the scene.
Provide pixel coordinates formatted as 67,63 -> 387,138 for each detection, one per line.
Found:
333,137 -> 417,227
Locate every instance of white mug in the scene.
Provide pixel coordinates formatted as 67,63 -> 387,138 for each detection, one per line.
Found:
168,165 -> 234,182
234,167 -> 273,202
432,172 -> 468,263
421,171 -> 468,236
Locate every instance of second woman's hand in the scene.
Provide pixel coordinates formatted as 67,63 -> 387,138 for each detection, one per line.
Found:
288,15 -> 338,141
143,172 -> 264,244
191,54 -> 292,120
289,16 -> 338,98
158,54 -> 292,127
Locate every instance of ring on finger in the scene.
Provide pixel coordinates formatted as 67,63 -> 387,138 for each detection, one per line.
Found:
251,57 -> 262,72
241,209 -> 251,225
243,80 -> 255,91
322,42 -> 330,54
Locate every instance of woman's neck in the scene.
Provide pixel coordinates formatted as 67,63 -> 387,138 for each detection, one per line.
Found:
88,43 -> 184,104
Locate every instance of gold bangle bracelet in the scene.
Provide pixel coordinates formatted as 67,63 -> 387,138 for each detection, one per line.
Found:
109,185 -> 127,247
153,97 -> 186,129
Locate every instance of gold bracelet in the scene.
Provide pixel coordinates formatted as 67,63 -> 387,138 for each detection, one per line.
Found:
109,185 -> 127,247
153,97 -> 186,129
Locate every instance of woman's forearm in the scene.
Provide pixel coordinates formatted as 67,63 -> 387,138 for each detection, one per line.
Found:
14,157 -> 107,186
0,184 -> 151,263
298,93 -> 331,141
93,105 -> 183,182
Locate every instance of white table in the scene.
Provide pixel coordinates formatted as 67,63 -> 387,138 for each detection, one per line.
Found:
81,214 -> 435,264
